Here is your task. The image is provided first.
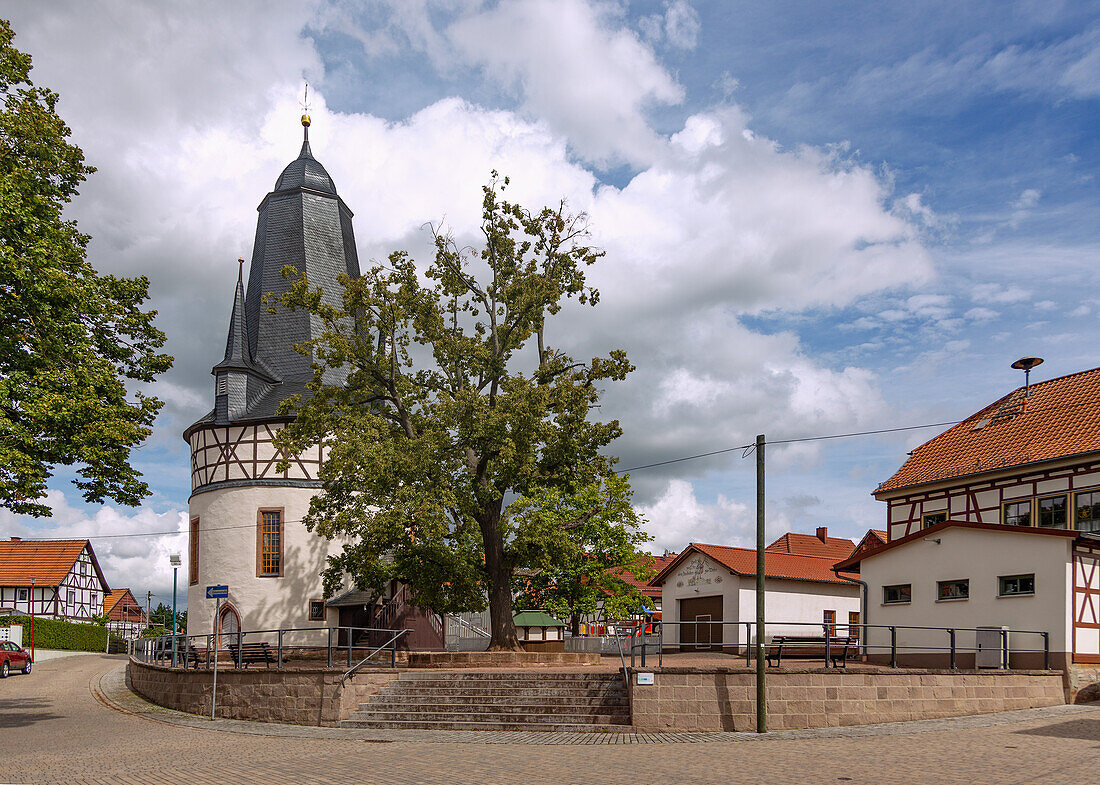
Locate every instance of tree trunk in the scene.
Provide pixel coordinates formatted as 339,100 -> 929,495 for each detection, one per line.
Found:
481,508 -> 521,651
571,612 -> 581,637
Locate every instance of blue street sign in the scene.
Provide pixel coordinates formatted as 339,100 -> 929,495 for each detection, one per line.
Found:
206,585 -> 229,599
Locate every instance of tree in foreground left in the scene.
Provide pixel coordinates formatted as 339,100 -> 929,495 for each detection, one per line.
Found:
0,20 -> 172,516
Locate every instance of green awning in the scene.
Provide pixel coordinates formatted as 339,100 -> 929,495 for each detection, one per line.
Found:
512,610 -> 565,627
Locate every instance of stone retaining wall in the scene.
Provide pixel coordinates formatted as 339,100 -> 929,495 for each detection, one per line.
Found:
128,658 -> 398,726
629,667 -> 1066,732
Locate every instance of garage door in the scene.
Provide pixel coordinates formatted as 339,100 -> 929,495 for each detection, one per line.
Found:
679,595 -> 723,650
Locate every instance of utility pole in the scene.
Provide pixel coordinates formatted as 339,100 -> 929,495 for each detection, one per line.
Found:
755,433 -> 766,733
147,591 -> 152,627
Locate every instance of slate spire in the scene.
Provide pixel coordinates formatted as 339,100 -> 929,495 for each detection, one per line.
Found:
216,258 -> 250,370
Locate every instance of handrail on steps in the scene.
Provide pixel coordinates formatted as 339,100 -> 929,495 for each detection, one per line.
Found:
446,613 -> 491,638
341,628 -> 411,686
609,623 -> 631,688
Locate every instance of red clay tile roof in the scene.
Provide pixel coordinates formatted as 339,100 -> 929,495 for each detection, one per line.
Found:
765,531 -> 855,560
876,367 -> 1100,494
848,529 -> 888,563
654,543 -> 855,586
612,553 -> 678,598
833,519 -> 1079,572
104,589 -> 145,620
0,539 -> 93,587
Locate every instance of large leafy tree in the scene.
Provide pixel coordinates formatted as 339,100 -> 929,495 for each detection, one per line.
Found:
513,476 -> 654,635
0,20 -> 171,516
275,174 -> 634,649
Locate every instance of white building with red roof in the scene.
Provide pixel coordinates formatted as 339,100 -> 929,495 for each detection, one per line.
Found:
652,528 -> 860,651
839,363 -> 1100,672
0,537 -> 109,622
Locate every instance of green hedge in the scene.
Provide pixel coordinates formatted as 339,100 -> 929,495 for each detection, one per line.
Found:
0,615 -> 107,652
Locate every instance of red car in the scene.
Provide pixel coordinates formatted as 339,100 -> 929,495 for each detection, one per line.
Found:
0,640 -> 31,677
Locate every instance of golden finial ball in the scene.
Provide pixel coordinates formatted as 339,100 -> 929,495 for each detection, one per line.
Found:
301,114 -> 311,127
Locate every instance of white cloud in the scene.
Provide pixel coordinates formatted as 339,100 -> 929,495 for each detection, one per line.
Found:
447,0 -> 684,166
972,283 -> 1030,305
637,479 -> 750,552
2,492 -> 188,610
6,0 -> 929,535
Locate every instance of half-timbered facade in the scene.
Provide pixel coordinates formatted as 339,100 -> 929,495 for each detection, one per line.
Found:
854,365 -> 1100,667
0,538 -> 109,623
104,588 -> 147,639
874,366 -> 1100,542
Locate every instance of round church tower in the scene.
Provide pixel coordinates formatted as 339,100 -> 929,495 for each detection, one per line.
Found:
184,117 -> 359,640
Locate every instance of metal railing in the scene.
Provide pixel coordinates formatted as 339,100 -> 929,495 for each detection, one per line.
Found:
623,620 -> 1052,671
341,629 -> 411,685
134,625 -> 410,671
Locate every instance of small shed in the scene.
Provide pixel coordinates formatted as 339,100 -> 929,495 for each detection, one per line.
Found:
513,610 -> 567,652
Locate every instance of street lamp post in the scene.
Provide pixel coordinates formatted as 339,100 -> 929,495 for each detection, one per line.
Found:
170,554 -> 182,666
28,575 -> 36,663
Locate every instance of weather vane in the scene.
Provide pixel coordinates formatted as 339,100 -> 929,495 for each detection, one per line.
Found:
299,81 -> 311,135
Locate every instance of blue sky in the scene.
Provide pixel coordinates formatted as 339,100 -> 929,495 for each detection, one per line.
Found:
3,0 -> 1100,606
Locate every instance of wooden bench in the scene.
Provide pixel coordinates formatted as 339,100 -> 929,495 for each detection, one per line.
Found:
227,641 -> 276,669
766,635 -> 857,668
181,643 -> 207,669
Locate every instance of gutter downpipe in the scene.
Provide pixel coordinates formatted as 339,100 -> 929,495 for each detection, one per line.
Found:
832,565 -> 868,655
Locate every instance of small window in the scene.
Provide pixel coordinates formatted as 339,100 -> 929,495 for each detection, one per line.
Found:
1076,491 -> 1100,533
80,562 -> 87,575
1003,500 -> 1032,527
67,589 -> 76,605
883,584 -> 911,604
1038,495 -> 1068,528
922,512 -> 947,529
823,609 -> 837,636
17,588 -> 28,602
308,600 -> 325,621
848,611 -> 860,633
937,579 -> 969,601
189,517 -> 200,585
257,508 -> 283,577
999,574 -> 1035,597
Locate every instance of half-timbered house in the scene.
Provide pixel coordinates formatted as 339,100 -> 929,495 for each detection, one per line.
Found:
0,538 -> 109,622
838,364 -> 1100,668
104,588 -> 147,639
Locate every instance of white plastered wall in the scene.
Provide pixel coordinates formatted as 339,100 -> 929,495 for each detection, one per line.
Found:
186,485 -> 344,646
862,527 -> 1073,659
660,552 -> 860,648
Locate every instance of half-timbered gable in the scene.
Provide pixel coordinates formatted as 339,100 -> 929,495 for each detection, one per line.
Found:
875,366 -> 1100,541
104,588 -> 147,638
0,538 -> 109,622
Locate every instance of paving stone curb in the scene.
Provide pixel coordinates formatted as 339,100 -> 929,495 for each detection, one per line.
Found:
94,663 -> 1099,745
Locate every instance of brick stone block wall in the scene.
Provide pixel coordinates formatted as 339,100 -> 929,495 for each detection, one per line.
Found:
128,658 -> 398,726
629,668 -> 1067,732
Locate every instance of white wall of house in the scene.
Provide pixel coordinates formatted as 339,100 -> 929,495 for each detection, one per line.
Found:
186,484 -> 344,645
660,552 -> 860,648
861,527 -> 1073,660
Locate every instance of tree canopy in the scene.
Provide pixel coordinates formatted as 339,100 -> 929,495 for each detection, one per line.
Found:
0,20 -> 172,516
513,475 -> 654,635
275,174 -> 635,649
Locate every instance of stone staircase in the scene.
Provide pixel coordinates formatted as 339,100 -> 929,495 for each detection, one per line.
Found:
339,671 -> 631,731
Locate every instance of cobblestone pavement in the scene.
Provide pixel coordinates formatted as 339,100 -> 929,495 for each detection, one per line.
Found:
3,655 -> 1100,784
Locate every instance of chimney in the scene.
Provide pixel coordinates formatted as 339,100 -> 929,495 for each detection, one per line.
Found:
816,527 -> 828,544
